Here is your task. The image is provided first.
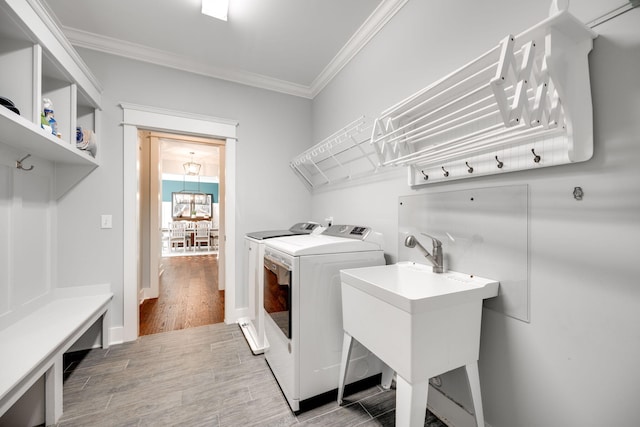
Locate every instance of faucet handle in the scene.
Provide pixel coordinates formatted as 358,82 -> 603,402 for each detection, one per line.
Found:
420,232 -> 442,247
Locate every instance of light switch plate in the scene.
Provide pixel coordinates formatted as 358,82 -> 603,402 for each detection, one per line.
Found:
101,214 -> 113,229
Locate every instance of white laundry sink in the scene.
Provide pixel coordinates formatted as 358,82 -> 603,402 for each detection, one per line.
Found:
340,261 -> 499,383
338,261 -> 499,427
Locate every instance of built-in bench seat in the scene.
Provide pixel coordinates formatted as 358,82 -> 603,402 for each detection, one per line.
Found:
0,292 -> 113,425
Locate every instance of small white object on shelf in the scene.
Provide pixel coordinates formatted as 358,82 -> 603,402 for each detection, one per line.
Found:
76,127 -> 98,157
371,0 -> 597,185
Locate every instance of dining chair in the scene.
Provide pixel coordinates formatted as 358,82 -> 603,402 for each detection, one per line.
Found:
169,221 -> 188,252
193,221 -> 210,251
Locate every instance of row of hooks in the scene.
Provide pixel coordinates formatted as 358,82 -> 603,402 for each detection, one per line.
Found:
421,149 -> 541,181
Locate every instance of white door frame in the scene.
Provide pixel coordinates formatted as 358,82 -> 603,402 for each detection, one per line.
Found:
121,103 -> 238,342
149,132 -> 161,300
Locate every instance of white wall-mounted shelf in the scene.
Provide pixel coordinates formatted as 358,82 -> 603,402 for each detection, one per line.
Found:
0,106 -> 97,166
0,0 -> 102,196
290,117 -> 380,190
371,2 -> 597,185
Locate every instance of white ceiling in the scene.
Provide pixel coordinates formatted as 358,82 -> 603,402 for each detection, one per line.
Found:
161,138 -> 220,178
43,0 -> 402,98
41,0 -> 628,98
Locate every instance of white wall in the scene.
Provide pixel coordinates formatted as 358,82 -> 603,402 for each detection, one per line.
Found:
310,1 -> 640,426
55,50 -> 313,329
0,146 -> 55,329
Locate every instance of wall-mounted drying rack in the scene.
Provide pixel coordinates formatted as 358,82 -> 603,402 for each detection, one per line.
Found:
290,116 -> 380,190
371,1 -> 597,185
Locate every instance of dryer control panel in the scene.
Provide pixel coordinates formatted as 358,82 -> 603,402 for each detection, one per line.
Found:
322,224 -> 371,240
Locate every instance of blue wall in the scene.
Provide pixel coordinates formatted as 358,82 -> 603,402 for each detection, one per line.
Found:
162,180 -> 219,202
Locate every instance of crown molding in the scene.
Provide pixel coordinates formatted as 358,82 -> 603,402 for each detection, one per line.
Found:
60,0 -> 407,99
309,0 -> 409,97
63,26 -> 312,98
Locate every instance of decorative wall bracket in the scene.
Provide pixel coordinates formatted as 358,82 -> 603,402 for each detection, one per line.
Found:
370,1 -> 597,185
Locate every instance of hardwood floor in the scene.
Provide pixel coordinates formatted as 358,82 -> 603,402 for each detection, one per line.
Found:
139,254 -> 224,336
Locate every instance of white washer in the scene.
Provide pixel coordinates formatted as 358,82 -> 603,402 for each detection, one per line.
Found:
263,225 -> 385,412
239,222 -> 320,354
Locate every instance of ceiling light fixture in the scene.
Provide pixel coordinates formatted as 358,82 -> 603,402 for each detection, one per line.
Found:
201,0 -> 229,21
183,152 -> 201,176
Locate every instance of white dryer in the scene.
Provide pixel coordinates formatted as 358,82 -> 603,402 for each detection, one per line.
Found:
263,225 -> 385,412
239,222 -> 319,354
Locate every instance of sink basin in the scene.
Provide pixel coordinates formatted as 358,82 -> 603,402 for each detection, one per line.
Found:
339,262 -> 499,382
340,261 -> 499,314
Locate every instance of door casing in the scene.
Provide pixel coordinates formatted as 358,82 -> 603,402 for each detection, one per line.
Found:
121,103 -> 239,343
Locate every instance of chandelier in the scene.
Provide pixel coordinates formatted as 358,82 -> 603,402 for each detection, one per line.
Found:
183,152 -> 201,176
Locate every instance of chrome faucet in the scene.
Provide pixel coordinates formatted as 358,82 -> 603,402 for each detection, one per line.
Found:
404,233 -> 444,273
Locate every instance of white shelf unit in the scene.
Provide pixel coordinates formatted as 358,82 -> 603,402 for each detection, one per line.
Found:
290,117 -> 380,190
0,0 -> 102,197
1,4 -> 105,422
371,4 -> 597,185
0,0 -> 106,327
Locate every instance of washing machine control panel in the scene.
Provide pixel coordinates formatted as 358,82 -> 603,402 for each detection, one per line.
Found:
290,222 -> 320,233
322,224 -> 371,240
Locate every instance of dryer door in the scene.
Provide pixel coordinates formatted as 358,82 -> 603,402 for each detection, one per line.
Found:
263,254 -> 292,339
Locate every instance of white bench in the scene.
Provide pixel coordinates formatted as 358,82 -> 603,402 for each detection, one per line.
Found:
0,292 -> 113,425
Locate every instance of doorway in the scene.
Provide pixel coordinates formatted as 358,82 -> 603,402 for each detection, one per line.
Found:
121,103 -> 239,343
138,131 -> 226,335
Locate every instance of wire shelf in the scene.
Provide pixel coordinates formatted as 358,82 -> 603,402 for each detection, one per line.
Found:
290,117 -> 380,190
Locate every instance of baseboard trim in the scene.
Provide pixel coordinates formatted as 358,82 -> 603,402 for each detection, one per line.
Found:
225,307 -> 249,324
428,385 -> 493,427
109,326 -> 124,345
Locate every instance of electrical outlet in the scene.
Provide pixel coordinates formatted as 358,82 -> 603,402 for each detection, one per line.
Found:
101,214 -> 112,229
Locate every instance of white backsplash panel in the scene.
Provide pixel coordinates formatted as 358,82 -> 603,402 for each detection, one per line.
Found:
399,184 -> 529,322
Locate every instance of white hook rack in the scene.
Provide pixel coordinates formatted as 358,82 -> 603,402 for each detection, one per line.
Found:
371,3 -> 597,185
290,116 -> 380,190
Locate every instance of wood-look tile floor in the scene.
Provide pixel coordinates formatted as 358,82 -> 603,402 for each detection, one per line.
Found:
56,323 -> 447,427
140,255 -> 224,336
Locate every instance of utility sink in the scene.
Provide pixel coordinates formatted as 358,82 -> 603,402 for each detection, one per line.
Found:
340,261 -> 499,381
341,261 -> 499,314
337,262 -> 499,427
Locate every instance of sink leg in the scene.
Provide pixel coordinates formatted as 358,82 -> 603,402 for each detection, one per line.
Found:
337,332 -> 353,405
466,362 -> 485,427
396,375 -> 429,427
381,364 -> 394,390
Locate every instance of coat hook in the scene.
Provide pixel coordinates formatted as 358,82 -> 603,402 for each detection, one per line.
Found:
531,148 -> 541,163
466,162 -> 474,173
495,156 -> 504,169
421,170 -> 428,181
441,166 -> 449,177
16,154 -> 35,171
